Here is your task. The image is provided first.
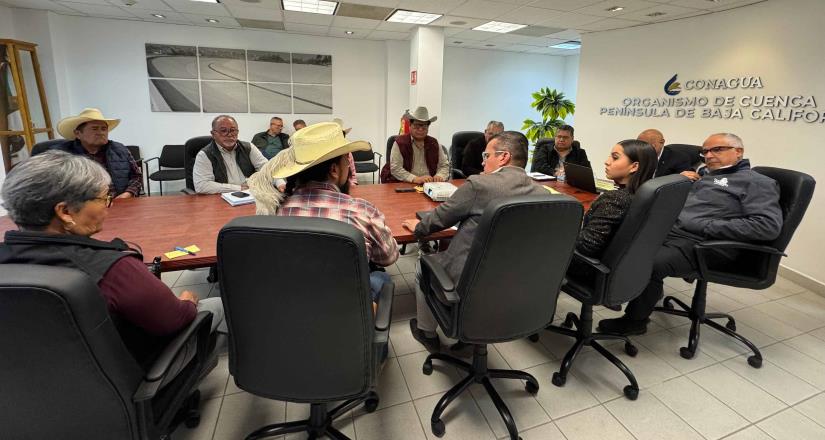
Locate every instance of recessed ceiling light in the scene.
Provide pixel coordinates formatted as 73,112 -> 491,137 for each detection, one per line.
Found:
551,40 -> 581,49
386,9 -> 442,25
473,21 -> 527,33
190,0 -> 221,3
449,20 -> 466,25
485,44 -> 495,47
453,41 -> 463,44
345,30 -> 353,34
606,6 -> 625,12
205,18 -> 220,23
282,0 -> 338,15
646,11 -> 666,17
151,13 -> 166,18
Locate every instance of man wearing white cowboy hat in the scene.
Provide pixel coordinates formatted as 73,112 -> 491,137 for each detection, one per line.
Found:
381,106 -> 450,184
51,108 -> 142,198
248,122 -> 399,302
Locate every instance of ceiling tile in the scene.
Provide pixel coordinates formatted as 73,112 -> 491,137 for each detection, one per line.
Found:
374,20 -> 416,32
226,4 -> 282,21
429,15 -> 487,29
500,43 -> 535,52
446,0 -> 514,20
366,30 -> 410,40
525,46 -> 557,54
337,2 -> 393,20
667,0 -> 757,10
58,2 -> 138,17
534,11 -> 604,27
450,29 -> 496,41
344,0 -> 400,7
114,0 -> 172,10
283,10 -> 334,25
498,6 -> 566,25
163,0 -> 231,16
399,0 -> 464,15
2,0 -> 80,12
139,9 -> 191,23
284,22 -> 329,35
444,27 -> 466,36
616,3 -> 701,22
529,0 -> 603,12
62,0 -> 110,4
572,0 -> 665,18
497,0 -> 535,4
328,26 -> 367,38
577,17 -> 644,31
330,15 -> 380,30
545,28 -> 580,40
485,33 -> 542,45
236,18 -> 285,30
220,0 -> 281,9
183,13 -> 240,27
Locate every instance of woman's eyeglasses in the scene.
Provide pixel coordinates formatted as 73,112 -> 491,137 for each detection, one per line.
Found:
91,194 -> 113,207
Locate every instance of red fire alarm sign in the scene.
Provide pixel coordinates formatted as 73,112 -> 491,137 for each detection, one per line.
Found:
410,70 -> 417,85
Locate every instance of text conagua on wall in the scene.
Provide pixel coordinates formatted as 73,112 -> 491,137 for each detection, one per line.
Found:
599,74 -> 825,123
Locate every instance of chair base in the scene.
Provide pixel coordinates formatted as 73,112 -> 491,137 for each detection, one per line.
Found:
245,393 -> 379,440
541,306 -> 640,401
423,345 -> 538,440
654,287 -> 762,368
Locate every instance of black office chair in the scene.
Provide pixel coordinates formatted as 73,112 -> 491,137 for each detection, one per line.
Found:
183,136 -> 213,195
379,135 -> 399,184
145,144 -> 185,196
541,175 -> 692,399
654,167 -> 815,368
0,264 -> 217,440
419,195 -> 583,439
351,148 -> 382,184
217,216 -> 392,440
31,138 -> 66,156
448,131 -> 484,179
665,144 -> 703,170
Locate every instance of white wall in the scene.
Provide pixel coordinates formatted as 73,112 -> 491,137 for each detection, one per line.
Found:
574,0 -> 825,283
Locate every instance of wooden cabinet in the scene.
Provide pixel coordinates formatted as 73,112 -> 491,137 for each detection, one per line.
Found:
1,39 -> 54,172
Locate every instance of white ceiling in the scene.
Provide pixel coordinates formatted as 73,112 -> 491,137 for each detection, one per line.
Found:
0,0 -> 765,55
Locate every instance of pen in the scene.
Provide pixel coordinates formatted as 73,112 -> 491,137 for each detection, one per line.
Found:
175,246 -> 197,256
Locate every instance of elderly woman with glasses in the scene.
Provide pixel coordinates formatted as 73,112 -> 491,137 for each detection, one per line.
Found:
0,151 -> 224,369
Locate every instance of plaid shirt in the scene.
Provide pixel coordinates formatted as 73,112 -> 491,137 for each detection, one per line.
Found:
277,182 -> 399,266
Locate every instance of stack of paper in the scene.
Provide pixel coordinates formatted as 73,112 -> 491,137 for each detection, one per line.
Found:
528,172 -> 556,181
221,191 -> 255,206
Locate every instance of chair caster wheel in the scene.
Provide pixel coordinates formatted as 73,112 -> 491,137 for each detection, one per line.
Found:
625,342 -> 638,357
525,379 -> 539,395
528,333 -> 539,342
184,413 -> 200,429
623,385 -> 639,400
551,372 -> 566,387
726,320 -> 737,331
679,347 -> 695,359
423,360 -> 433,375
662,299 -> 674,309
431,419 -> 445,437
747,355 -> 762,368
364,396 -> 380,413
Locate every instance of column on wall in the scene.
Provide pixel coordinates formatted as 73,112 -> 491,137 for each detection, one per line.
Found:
408,26 -> 444,140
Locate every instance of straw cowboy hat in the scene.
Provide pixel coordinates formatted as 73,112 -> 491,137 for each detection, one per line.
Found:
248,122 -> 370,215
408,106 -> 437,123
332,118 -> 352,135
57,108 -> 120,140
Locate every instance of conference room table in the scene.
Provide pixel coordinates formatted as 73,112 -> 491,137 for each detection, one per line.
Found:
0,179 -> 597,273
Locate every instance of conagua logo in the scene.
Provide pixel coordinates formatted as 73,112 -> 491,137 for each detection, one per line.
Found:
664,74 -> 682,96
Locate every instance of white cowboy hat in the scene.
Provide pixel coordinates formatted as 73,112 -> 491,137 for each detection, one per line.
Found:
248,122 -> 370,214
408,106 -> 437,123
332,118 -> 352,135
57,108 -> 120,140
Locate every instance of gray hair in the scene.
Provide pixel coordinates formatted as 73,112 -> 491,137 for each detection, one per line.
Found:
211,114 -> 237,130
1,150 -> 111,229
710,132 -> 744,149
487,120 -> 504,131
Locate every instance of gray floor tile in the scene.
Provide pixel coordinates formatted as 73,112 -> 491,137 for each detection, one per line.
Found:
605,392 -> 704,440
469,377 -> 550,438
390,319 -> 428,357
777,292 -> 825,322
677,321 -> 776,362
723,355 -> 820,406
161,270 -> 182,287
212,392 -> 286,440
175,268 -> 211,287
634,326 -> 717,374
722,426 -> 775,440
173,283 -> 214,300
353,401 -> 427,440
688,363 -> 787,423
493,337 -> 556,371
752,301 -> 823,333
397,351 -> 464,400
412,393 -> 496,440
392,293 -> 417,322
811,326 -> 825,341
555,405 -> 635,440
387,263 -> 401,275
715,288 -> 772,307
172,396 -> 222,440
396,256 -> 418,275
200,355 -> 229,399
665,277 -> 696,292
370,356 -> 413,411
730,307 -> 804,340
794,392 -> 825,428
650,376 -> 749,439
758,408 -> 825,440
784,334 -> 825,364
392,274 -> 413,295
761,343 -> 825,389
526,362 -> 600,420
519,422 -> 566,440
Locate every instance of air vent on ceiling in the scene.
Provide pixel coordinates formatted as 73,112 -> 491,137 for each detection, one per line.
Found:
236,18 -> 286,30
337,3 -> 394,20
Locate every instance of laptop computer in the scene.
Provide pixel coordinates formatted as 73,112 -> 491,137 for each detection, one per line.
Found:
563,162 -> 614,194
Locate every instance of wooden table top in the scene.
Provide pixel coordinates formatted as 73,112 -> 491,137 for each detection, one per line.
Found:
0,179 -> 596,272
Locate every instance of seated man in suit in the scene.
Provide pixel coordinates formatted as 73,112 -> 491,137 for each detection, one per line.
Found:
381,106 -> 450,183
599,133 -> 783,335
194,115 -> 283,194
53,108 -> 142,199
461,120 -> 504,176
530,125 -> 591,178
637,129 -> 694,178
402,131 -> 547,351
251,116 -> 290,160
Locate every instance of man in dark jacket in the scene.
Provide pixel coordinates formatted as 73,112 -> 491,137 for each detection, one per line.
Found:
461,120 -> 503,176
52,108 -> 142,198
637,129 -> 694,177
599,133 -> 783,335
530,125 -> 590,177
251,116 -> 290,159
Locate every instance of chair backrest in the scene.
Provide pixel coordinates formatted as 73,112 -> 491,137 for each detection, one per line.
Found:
455,195 -> 583,342
184,136 -> 213,191
753,167 -> 816,252
665,144 -> 702,169
31,139 -> 66,156
598,175 -> 692,305
449,131 -> 484,170
217,216 -> 375,403
159,144 -> 185,168
125,145 -> 141,162
351,149 -> 375,162
385,135 -> 398,162
0,265 -> 143,439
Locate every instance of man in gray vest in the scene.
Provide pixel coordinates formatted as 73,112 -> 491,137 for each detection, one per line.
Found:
194,115 -> 284,194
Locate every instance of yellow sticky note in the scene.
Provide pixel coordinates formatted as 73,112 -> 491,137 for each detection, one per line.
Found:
543,185 -> 560,195
164,245 -> 201,259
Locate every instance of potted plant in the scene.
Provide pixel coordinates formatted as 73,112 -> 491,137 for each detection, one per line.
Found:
522,88 -> 575,143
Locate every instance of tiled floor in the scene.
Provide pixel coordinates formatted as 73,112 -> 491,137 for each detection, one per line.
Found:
166,252 -> 825,440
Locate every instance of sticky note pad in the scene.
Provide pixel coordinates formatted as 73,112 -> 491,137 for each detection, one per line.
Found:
164,245 -> 201,260
543,185 -> 560,195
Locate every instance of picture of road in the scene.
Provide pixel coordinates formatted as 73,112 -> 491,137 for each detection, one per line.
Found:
148,79 -> 200,112
198,47 -> 246,81
248,50 -> 291,83
145,44 -> 198,79
202,81 -> 248,113
292,53 -> 332,84
293,85 -> 332,114
250,83 -> 291,113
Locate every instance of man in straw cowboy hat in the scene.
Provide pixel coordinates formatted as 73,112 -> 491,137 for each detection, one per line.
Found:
381,106 -> 450,183
248,122 -> 398,302
53,108 -> 142,198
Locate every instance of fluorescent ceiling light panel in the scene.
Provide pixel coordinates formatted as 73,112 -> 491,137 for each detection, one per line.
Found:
551,40 -> 581,49
472,21 -> 527,33
282,0 -> 338,15
387,9 -> 442,25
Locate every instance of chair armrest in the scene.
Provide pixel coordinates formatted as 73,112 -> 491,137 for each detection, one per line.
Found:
421,254 -> 459,303
695,240 -> 785,257
452,168 -> 466,179
571,250 -> 611,275
373,151 -> 383,159
133,311 -> 213,402
374,281 -> 393,332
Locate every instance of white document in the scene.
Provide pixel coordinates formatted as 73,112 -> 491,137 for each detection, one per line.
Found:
527,172 -> 556,181
221,191 -> 256,207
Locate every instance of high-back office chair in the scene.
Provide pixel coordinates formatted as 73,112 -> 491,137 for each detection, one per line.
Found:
665,144 -> 703,170
0,265 -> 217,440
31,138 -> 66,156
379,135 -> 398,183
449,130 -> 484,179
351,148 -> 382,184
145,144 -> 185,196
217,216 -> 392,440
541,175 -> 692,399
654,167 -> 815,367
183,136 -> 212,194
419,195 -> 582,439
